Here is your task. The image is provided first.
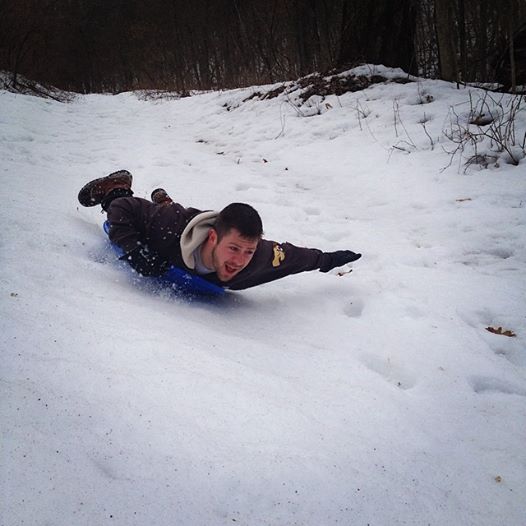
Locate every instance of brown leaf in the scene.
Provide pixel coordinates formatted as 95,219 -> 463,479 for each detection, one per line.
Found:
486,326 -> 516,338
470,114 -> 494,126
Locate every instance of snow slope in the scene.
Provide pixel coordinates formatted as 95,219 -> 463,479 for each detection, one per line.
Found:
1,67 -> 525,526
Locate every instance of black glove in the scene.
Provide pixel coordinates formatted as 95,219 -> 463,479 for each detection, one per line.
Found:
319,250 -> 361,273
120,244 -> 169,277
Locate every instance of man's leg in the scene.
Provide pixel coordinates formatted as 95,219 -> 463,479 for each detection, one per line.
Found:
78,170 -> 133,210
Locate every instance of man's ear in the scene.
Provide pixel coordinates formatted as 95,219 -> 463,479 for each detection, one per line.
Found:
208,228 -> 218,245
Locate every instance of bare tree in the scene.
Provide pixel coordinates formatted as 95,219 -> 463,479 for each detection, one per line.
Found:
337,0 -> 417,73
435,0 -> 458,82
2,0 -> 523,94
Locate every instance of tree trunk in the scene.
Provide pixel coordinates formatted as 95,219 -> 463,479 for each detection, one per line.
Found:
336,0 -> 416,73
435,0 -> 458,82
457,0 -> 467,82
508,20 -> 517,92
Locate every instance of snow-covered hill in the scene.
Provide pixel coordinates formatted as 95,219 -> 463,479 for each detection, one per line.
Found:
1,66 -> 525,526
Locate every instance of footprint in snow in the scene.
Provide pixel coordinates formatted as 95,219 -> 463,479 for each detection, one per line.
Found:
343,298 -> 364,318
493,347 -> 526,367
235,182 -> 265,192
323,230 -> 349,242
460,247 -> 515,266
469,375 -> 526,397
303,206 -> 320,216
360,353 -> 417,390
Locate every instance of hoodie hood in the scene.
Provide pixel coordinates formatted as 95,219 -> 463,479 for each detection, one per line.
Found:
180,210 -> 219,269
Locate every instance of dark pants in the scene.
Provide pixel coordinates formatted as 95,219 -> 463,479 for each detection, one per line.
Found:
101,188 -> 134,211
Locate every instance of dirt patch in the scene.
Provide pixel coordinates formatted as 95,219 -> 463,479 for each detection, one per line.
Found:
249,67 -> 413,104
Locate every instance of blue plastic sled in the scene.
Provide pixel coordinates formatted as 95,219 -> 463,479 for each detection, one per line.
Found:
103,221 -> 225,296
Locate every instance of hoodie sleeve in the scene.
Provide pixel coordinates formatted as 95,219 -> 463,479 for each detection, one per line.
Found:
226,238 -> 324,290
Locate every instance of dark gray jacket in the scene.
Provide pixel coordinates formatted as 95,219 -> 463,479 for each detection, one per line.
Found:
107,196 -> 326,290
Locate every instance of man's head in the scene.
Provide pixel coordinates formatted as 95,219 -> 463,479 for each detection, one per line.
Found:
202,203 -> 263,282
214,203 -> 263,241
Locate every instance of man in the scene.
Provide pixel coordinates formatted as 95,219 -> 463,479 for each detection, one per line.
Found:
78,170 -> 361,290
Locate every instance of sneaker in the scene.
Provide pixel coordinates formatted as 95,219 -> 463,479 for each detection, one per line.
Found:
78,170 -> 133,207
151,188 -> 173,205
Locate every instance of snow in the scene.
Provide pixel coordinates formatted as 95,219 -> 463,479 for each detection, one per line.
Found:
1,66 -> 525,526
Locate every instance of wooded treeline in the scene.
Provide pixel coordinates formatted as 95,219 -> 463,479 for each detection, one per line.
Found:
1,0 -> 525,93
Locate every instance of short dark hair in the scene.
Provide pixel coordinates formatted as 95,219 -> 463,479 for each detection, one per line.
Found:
214,203 -> 263,240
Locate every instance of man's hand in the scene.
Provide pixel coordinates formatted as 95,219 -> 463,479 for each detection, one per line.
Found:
319,250 -> 362,273
120,244 -> 170,277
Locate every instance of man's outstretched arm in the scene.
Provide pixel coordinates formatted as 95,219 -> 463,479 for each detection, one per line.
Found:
226,239 -> 361,290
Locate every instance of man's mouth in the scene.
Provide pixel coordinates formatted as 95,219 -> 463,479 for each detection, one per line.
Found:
224,263 -> 240,276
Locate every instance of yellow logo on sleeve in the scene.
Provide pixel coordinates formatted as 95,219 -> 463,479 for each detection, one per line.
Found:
272,243 -> 285,267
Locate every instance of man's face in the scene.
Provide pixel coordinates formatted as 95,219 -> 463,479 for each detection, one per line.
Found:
210,228 -> 259,282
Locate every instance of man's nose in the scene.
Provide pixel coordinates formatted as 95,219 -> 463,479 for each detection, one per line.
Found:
233,253 -> 249,267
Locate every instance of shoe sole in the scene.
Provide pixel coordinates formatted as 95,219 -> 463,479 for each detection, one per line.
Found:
78,170 -> 132,207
